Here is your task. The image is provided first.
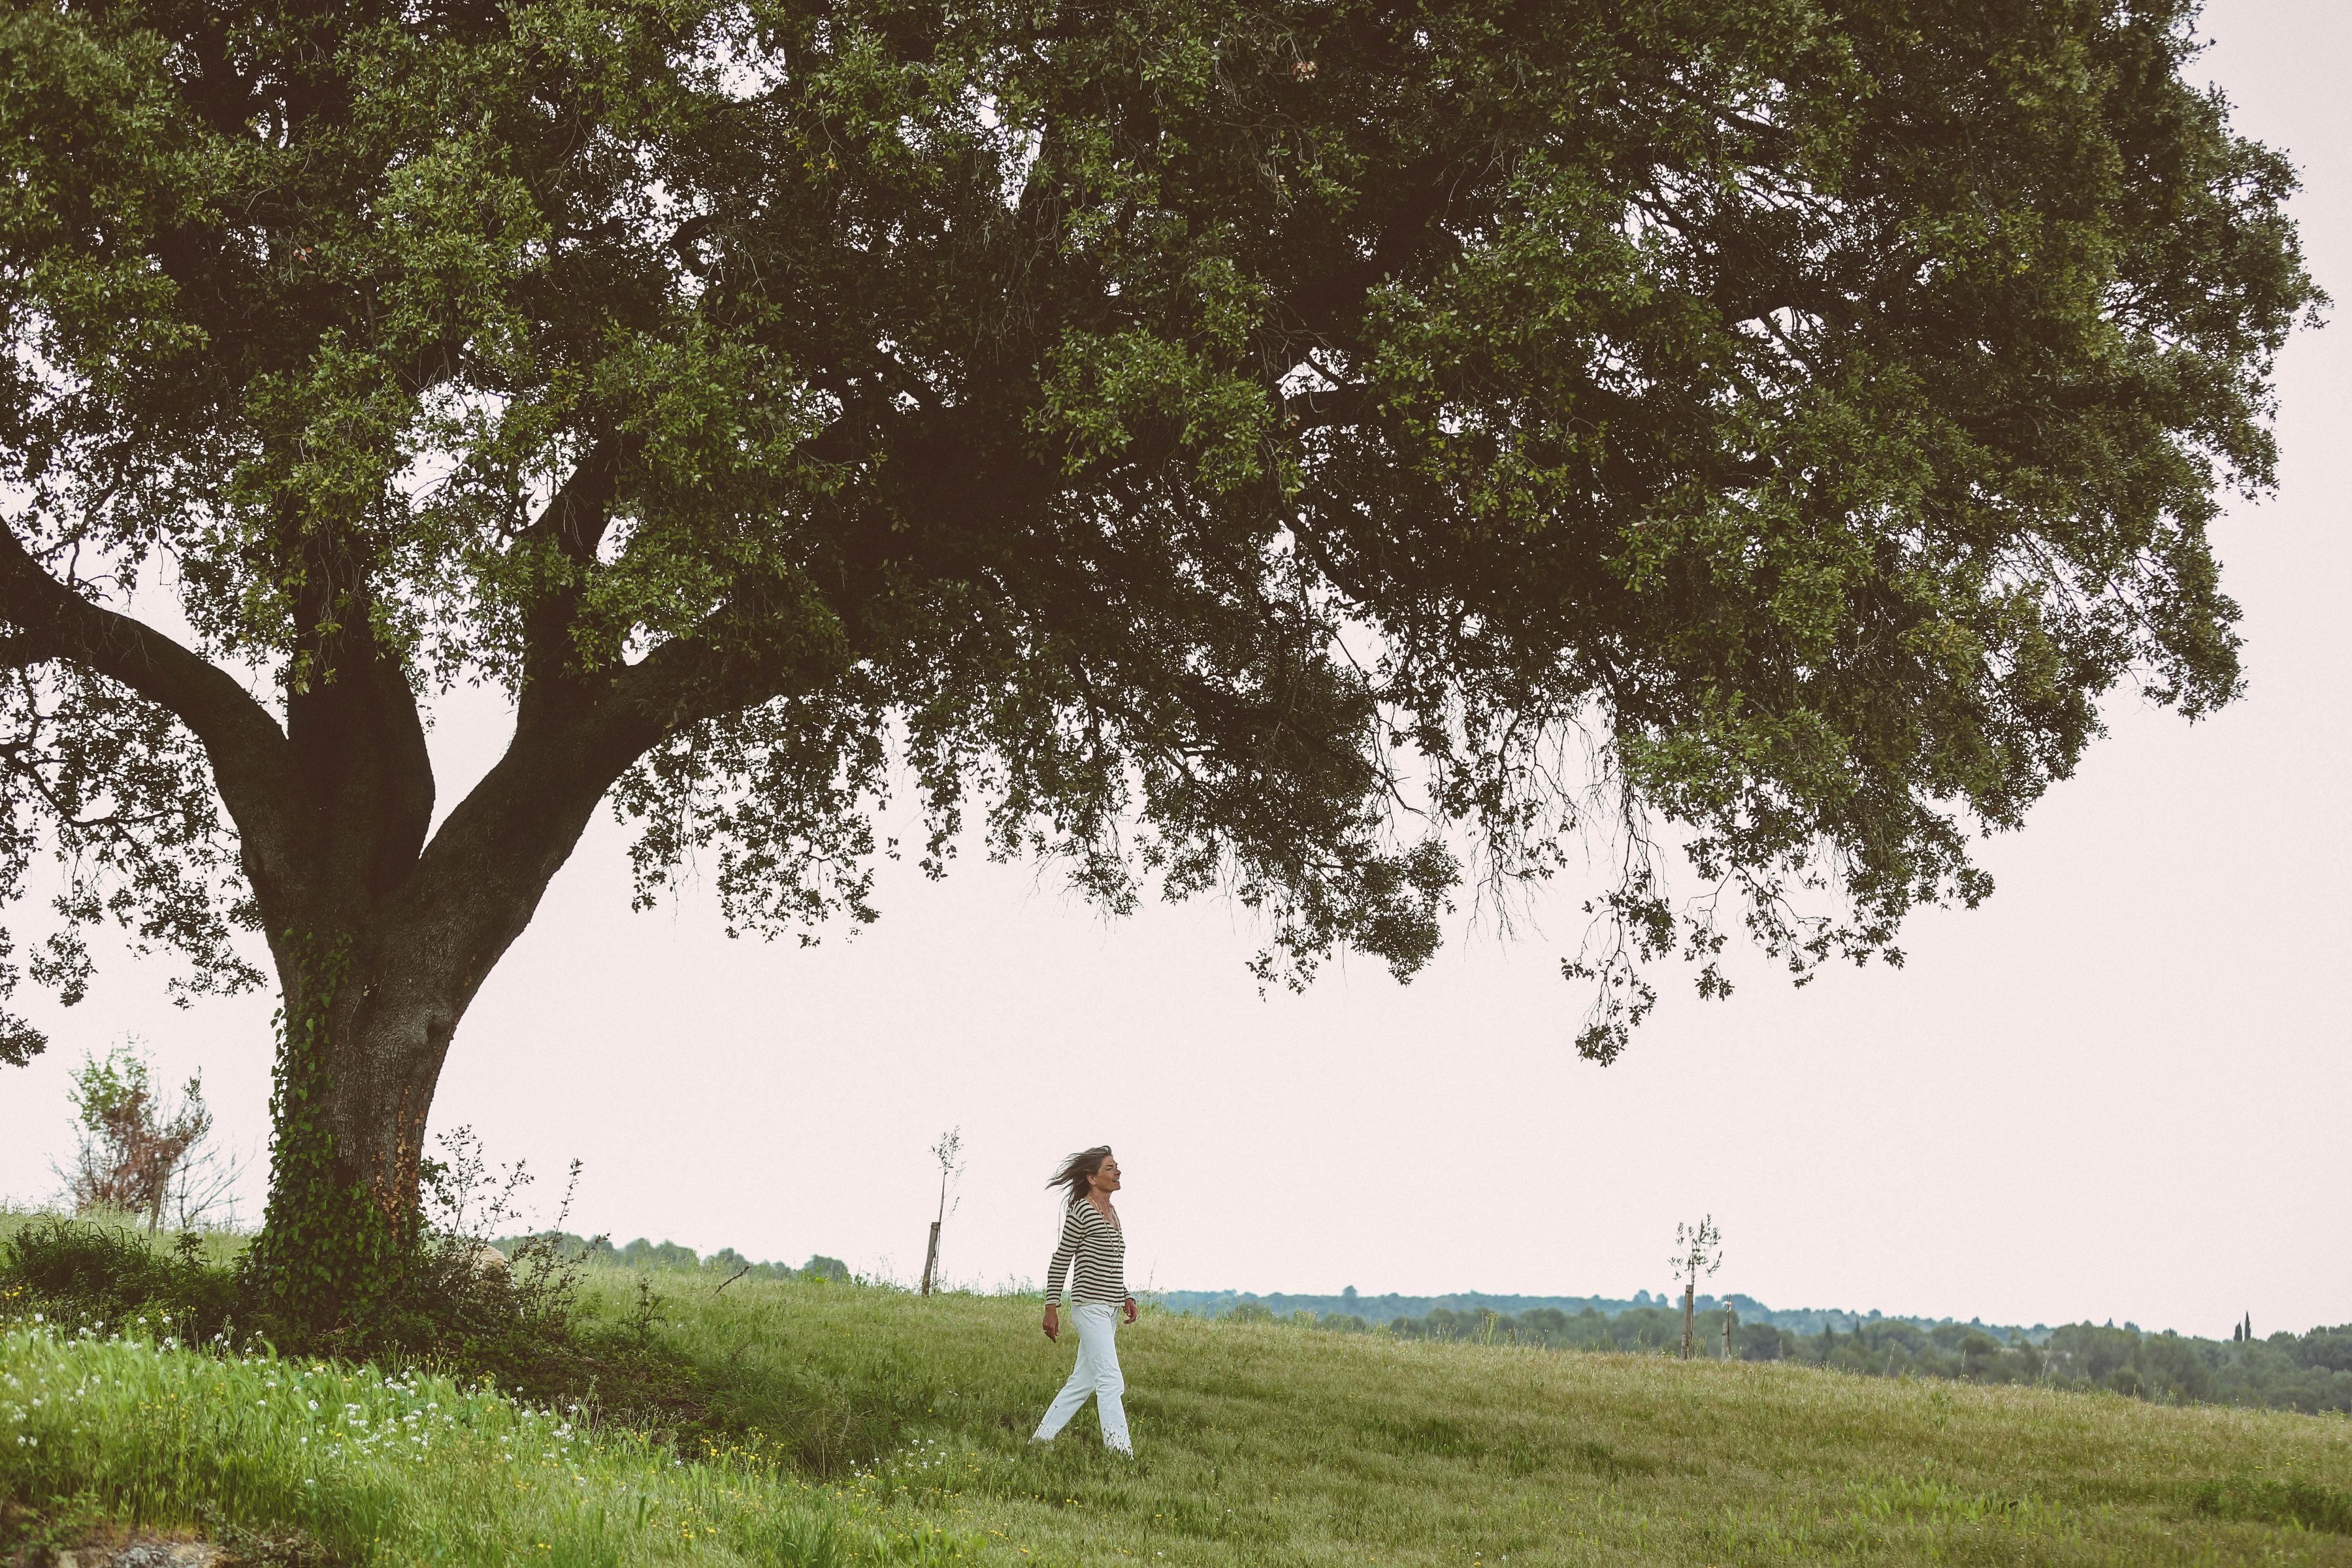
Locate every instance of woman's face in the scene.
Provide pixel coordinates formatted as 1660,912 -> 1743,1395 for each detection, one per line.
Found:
1092,1155 -> 1122,1194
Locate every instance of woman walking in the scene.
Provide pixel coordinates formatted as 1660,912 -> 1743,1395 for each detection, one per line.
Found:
1032,1145 -> 1137,1456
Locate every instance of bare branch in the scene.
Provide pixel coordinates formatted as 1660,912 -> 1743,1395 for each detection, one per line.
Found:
0,521 -> 297,882
515,436 -> 642,729
1281,382 -> 1378,431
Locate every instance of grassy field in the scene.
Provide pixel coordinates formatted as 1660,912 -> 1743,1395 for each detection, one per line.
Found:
0,1312 -> 971,1566
5,1224 -> 2352,1565
559,1268 -> 2352,1567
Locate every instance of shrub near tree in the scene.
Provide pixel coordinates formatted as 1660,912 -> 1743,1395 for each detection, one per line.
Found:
0,0 -> 2317,1327
59,1043 -> 231,1232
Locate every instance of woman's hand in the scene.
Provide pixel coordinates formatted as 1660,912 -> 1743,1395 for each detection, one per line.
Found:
1123,1296 -> 1138,1325
1041,1303 -> 1060,1342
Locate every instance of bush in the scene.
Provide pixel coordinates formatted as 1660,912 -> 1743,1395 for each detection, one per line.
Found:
318,1145 -> 587,1367
0,1218 -> 237,1341
3,1126 -> 881,1465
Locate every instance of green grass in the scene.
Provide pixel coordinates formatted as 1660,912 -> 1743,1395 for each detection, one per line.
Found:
568,1267 -> 2352,1567
0,1313 -> 970,1565
6,1220 -> 2352,1565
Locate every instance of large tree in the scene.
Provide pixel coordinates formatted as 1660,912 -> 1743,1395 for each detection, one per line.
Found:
0,0 -> 2313,1313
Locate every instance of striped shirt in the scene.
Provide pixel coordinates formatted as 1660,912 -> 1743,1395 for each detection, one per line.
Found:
1044,1198 -> 1127,1306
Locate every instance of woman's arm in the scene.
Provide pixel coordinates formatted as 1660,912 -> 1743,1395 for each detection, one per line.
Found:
1043,1205 -> 1081,1309
1041,1205 -> 1082,1341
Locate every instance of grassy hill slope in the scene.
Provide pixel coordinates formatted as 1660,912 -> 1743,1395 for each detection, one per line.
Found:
569,1268 -> 2352,1567
5,1228 -> 2351,1566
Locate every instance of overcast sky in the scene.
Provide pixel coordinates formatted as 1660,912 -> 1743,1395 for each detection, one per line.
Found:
3,0 -> 2345,1338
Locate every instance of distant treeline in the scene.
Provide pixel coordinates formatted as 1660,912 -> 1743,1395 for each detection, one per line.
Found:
1156,1288 -> 1999,1338
1196,1298 -> 2352,1416
495,1232 -> 850,1283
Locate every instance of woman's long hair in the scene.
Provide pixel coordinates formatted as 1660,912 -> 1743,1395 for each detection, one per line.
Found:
1048,1146 -> 1113,1206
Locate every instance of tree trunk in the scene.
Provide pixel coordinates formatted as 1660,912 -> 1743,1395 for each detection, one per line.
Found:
235,671 -> 642,1333
238,914 -> 485,1331
316,942 -> 463,1222
1681,1281 -> 1695,1360
921,1220 -> 941,1296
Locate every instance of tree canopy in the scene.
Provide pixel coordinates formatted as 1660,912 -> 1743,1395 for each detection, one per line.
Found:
0,0 -> 2317,1085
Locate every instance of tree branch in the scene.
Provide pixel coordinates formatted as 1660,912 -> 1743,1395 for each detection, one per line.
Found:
274,526 -> 436,912
389,574 -> 850,1006
0,522 -> 299,889
515,435 -> 640,731
590,600 -> 846,764
1282,382 -> 1379,431
1279,148 -> 1468,346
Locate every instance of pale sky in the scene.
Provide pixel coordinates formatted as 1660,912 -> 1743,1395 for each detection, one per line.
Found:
3,0 -> 2345,1339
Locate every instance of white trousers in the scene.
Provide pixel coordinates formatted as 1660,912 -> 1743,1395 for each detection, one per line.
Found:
1034,1301 -> 1131,1453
